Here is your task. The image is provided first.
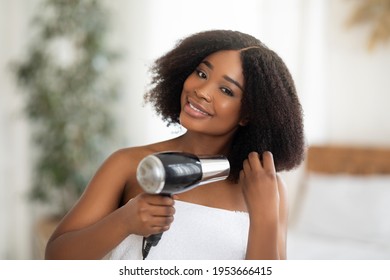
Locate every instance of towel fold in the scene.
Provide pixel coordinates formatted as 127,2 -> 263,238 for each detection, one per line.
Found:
105,200 -> 249,260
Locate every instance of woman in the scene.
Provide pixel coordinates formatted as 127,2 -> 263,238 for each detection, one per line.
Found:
45,30 -> 305,260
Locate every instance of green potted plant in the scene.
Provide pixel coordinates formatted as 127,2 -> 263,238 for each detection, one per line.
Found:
10,0 -> 122,253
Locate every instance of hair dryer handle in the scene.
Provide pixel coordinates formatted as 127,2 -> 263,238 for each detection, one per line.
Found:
142,193 -> 170,259
142,233 -> 163,259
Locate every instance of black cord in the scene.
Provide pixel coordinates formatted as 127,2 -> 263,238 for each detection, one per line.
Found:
142,237 -> 152,260
142,233 -> 163,260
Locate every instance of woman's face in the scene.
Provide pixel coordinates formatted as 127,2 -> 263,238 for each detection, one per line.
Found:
180,50 -> 246,137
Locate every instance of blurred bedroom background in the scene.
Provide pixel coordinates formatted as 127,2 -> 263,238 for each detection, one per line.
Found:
1,0 -> 389,259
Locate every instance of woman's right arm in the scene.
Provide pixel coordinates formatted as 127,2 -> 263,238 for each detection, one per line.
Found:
45,149 -> 175,260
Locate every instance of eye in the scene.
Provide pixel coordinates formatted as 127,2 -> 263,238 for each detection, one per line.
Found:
221,87 -> 234,97
195,69 -> 207,79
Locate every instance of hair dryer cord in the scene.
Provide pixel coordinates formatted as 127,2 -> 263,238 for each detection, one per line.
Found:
142,232 -> 163,260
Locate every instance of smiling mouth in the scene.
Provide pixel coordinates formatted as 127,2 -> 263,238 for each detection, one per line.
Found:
187,100 -> 211,116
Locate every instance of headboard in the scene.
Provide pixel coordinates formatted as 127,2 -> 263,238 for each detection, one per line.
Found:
306,145 -> 390,175
291,144 -> 390,227
288,144 -> 390,259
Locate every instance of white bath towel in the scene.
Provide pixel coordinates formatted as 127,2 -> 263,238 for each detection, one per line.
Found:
105,200 -> 249,260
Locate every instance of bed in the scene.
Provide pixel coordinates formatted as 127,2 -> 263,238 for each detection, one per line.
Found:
287,145 -> 390,259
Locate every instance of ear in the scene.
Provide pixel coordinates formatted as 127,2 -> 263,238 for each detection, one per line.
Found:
239,117 -> 249,126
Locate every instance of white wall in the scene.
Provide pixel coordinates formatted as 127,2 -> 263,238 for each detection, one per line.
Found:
325,0 -> 390,146
0,0 -> 38,259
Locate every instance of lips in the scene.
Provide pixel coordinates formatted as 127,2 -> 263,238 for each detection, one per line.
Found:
184,98 -> 212,117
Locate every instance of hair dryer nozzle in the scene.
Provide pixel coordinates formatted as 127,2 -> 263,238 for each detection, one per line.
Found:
136,155 -> 166,194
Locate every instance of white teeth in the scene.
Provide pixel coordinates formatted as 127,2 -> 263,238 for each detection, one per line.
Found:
189,102 -> 209,115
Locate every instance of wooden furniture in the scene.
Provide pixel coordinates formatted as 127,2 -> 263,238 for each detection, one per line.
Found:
306,145 -> 390,175
288,144 -> 390,259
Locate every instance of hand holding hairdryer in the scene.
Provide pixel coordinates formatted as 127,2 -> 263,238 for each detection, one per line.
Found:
136,151 -> 230,259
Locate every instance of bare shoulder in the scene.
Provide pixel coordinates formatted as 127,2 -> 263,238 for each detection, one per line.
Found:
49,143 -> 168,240
95,145 -> 162,193
106,139 -> 179,178
105,146 -> 154,173
103,141 -> 171,171
106,139 -> 181,202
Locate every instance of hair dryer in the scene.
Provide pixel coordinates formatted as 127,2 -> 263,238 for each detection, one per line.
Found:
136,151 -> 230,259
136,151 -> 230,195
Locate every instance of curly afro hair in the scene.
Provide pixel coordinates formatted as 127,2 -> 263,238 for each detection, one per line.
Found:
144,30 -> 305,182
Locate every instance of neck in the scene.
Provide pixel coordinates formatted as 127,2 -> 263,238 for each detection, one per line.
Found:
173,131 -> 234,156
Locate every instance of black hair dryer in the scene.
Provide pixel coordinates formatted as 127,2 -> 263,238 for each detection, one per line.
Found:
136,151 -> 230,259
136,151 -> 230,195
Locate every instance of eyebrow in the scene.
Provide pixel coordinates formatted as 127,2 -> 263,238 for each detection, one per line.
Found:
201,60 -> 244,92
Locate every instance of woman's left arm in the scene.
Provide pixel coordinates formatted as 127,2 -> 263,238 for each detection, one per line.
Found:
275,175 -> 288,259
240,151 -> 288,260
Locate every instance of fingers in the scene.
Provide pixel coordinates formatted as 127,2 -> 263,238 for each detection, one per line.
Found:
247,152 -> 262,170
262,151 -> 276,174
147,205 -> 175,234
243,151 -> 275,173
147,194 -> 176,207
147,203 -> 176,217
140,194 -> 175,220
150,215 -> 175,231
240,152 -> 279,217
143,194 -> 176,232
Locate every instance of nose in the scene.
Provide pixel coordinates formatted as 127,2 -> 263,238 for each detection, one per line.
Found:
195,88 -> 212,102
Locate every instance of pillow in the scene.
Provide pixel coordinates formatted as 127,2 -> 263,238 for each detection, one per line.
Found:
294,174 -> 390,245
